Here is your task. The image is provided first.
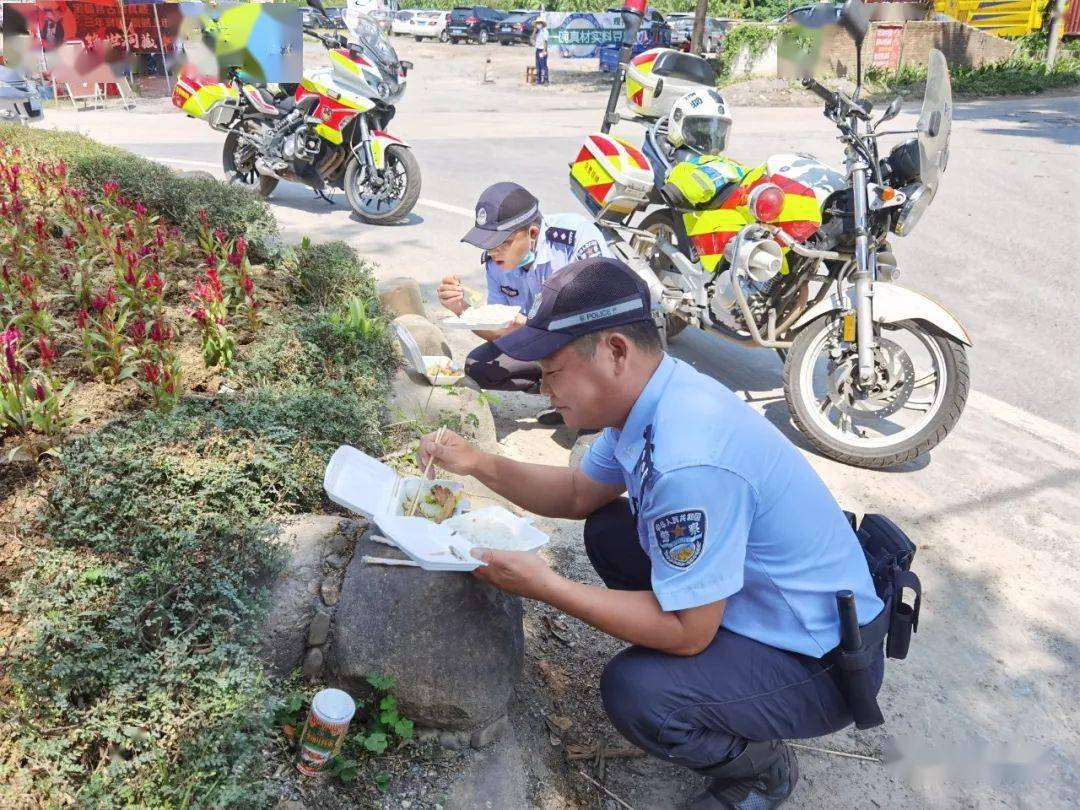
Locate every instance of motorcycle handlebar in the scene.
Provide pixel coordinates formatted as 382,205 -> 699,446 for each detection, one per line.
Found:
801,77 -> 837,106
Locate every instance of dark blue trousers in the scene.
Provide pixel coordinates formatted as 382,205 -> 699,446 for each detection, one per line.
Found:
535,50 -> 549,84
584,499 -> 883,770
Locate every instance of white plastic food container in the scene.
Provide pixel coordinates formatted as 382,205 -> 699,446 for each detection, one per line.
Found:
324,446 -> 549,571
393,323 -> 466,386
440,304 -> 520,331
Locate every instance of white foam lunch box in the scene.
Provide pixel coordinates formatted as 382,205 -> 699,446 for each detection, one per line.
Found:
393,322 -> 465,386
323,445 -> 548,571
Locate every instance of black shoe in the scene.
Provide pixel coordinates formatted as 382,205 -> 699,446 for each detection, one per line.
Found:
536,407 -> 564,426
686,741 -> 798,809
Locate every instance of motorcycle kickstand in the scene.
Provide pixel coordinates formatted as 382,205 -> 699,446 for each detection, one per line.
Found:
313,188 -> 335,206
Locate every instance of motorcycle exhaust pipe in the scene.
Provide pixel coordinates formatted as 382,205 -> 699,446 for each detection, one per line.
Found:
600,0 -> 646,133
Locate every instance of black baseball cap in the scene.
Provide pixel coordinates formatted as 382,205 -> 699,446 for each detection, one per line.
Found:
461,182 -> 541,251
495,257 -> 654,362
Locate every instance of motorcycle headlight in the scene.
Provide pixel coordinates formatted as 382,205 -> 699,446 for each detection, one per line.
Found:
377,81 -> 390,98
892,183 -> 934,237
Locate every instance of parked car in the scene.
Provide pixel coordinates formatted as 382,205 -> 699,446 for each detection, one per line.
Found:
446,6 -> 507,45
391,9 -> 415,36
411,10 -> 451,42
667,14 -> 728,53
496,11 -> 540,46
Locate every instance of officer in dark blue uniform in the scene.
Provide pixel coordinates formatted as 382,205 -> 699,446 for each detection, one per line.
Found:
421,258 -> 886,809
438,182 -> 612,406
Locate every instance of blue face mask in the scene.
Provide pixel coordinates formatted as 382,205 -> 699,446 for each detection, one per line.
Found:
516,249 -> 536,270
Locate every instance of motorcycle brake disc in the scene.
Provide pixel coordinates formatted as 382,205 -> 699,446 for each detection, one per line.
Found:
826,337 -> 915,419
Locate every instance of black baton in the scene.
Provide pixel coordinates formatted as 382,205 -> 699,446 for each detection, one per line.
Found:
834,590 -> 885,730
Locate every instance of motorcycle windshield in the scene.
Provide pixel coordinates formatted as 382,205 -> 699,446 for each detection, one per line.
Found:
353,14 -> 399,73
917,49 -> 952,195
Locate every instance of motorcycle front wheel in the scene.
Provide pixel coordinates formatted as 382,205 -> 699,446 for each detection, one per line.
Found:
344,145 -> 421,225
222,131 -> 278,198
784,315 -> 970,469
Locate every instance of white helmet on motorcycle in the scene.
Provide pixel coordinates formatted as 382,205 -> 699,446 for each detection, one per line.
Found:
667,89 -> 732,155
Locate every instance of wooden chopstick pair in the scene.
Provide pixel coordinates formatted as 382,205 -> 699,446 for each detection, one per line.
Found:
407,426 -> 446,517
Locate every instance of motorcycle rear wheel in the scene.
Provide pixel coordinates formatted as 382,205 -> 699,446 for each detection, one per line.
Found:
784,315 -> 970,469
638,210 -> 689,339
344,145 -> 421,225
223,131 -> 278,198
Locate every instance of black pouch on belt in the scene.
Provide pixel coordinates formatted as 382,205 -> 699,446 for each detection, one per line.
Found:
853,512 -> 922,660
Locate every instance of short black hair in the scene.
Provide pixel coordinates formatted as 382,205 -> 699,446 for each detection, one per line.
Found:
572,320 -> 662,357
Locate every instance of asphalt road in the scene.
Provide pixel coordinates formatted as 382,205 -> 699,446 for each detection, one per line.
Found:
39,62 -> 1080,433
29,44 -> 1080,806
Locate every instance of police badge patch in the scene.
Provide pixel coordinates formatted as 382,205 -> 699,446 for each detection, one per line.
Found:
575,240 -> 602,260
653,510 -> 706,568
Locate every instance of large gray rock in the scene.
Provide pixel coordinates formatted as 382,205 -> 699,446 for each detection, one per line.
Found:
259,515 -> 342,677
377,276 -> 425,318
386,368 -> 497,451
328,534 -> 524,730
393,313 -> 452,358
429,308 -> 483,365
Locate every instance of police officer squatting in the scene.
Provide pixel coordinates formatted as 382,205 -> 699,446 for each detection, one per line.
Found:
420,258 -> 921,809
436,181 -> 612,422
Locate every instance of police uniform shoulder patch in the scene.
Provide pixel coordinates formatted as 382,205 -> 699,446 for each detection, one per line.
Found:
546,227 -> 576,250
653,510 -> 706,568
575,239 -> 602,260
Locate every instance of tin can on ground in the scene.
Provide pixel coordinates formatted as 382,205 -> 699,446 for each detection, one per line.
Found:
295,688 -> 356,775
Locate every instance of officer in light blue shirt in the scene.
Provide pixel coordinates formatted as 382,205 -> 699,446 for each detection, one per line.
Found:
418,257 -> 887,809
437,182 -> 611,412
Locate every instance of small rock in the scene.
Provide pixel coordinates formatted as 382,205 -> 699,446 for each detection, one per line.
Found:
328,534 -> 348,555
302,647 -> 324,682
378,277 -> 425,318
438,731 -> 466,750
401,801 -> 412,809
470,715 -> 508,750
394,313 -> 453,358
325,552 -> 349,569
320,578 -> 341,607
307,612 -> 331,646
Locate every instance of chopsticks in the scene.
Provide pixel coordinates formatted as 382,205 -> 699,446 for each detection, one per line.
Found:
407,426 -> 446,517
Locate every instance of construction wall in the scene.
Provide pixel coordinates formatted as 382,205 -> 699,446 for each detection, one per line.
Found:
823,20 -> 1018,76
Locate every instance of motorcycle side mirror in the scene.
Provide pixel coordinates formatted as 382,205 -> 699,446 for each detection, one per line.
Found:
839,0 -> 870,48
878,95 -> 902,125
400,60 -> 414,75
306,0 -> 327,15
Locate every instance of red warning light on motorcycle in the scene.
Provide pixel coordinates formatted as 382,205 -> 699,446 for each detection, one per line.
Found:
749,183 -> 786,223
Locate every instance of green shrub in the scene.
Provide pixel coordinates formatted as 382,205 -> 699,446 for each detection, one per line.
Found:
0,125 -> 279,262
284,237 -> 379,309
1,246 -> 399,805
868,55 -> 1080,98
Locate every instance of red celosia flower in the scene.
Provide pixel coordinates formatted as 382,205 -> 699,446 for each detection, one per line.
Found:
34,382 -> 46,402
124,267 -> 138,286
149,321 -> 171,343
19,272 -> 34,294
59,264 -> 72,281
205,253 -> 218,269
190,307 -> 208,323
143,271 -> 164,295
134,201 -> 148,218
103,180 -> 119,197
77,308 -> 89,329
30,299 -> 44,313
198,211 -> 208,224
124,222 -> 136,242
91,295 -> 108,313
2,327 -> 21,376
241,274 -> 254,295
106,284 -> 118,306
141,362 -> 161,385
129,320 -> 146,342
63,235 -> 76,251
33,215 -> 46,240
37,336 -> 56,368
214,228 -> 227,246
